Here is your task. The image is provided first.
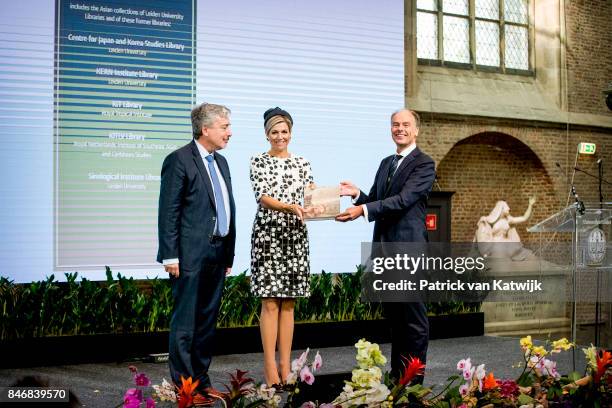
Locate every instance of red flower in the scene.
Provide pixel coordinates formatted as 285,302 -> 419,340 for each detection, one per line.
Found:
398,355 -> 426,386
177,376 -> 200,408
224,369 -> 254,401
482,372 -> 497,392
495,379 -> 519,398
595,350 -> 612,384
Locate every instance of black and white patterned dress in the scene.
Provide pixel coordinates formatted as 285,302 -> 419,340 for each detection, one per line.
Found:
249,152 -> 313,298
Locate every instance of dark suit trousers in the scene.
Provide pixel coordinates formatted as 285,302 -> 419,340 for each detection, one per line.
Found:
169,253 -> 226,388
384,301 -> 429,382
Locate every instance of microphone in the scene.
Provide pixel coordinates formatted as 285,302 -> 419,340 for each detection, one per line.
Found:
571,186 -> 585,214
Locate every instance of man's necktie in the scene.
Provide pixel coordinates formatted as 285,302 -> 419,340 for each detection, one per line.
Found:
385,154 -> 402,192
205,155 -> 228,236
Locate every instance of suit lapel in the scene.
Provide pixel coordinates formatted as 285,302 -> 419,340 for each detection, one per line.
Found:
395,147 -> 421,175
384,147 -> 422,197
190,141 -> 215,207
377,155 -> 395,199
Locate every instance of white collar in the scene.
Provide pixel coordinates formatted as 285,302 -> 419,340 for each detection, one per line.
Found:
396,143 -> 417,158
194,139 -> 214,158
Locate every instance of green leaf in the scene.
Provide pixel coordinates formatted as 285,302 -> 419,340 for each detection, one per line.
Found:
517,393 -> 534,405
517,372 -> 534,387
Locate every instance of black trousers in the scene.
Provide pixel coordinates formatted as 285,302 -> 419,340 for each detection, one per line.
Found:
384,302 -> 429,382
168,258 -> 226,388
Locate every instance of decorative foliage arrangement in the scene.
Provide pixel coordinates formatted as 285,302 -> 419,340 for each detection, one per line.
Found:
119,336 -> 611,407
0,268 -> 479,340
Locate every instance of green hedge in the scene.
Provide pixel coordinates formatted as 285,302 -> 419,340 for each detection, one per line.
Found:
0,267 -> 479,340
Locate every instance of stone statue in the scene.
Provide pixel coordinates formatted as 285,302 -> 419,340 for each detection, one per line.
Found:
475,197 -> 536,261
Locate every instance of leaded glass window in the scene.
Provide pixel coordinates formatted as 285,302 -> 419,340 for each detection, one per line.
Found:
416,0 -> 531,73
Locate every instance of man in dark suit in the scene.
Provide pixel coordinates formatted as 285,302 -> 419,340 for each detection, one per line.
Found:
336,109 -> 435,380
157,103 -> 236,391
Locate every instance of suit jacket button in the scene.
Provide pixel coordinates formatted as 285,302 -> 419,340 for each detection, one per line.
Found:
208,234 -> 212,239
212,216 -> 216,221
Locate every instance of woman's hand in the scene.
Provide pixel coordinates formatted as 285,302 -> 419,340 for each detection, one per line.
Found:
286,203 -> 305,222
528,196 -> 536,206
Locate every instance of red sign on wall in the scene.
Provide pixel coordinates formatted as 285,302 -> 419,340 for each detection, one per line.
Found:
426,214 -> 437,230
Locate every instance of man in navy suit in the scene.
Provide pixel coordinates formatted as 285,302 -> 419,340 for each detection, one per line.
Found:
336,109 -> 435,380
157,103 -> 236,390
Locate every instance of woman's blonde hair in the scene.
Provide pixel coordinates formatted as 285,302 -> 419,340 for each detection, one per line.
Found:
265,115 -> 292,136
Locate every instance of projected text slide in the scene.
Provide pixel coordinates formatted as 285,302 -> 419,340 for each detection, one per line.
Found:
55,0 -> 195,268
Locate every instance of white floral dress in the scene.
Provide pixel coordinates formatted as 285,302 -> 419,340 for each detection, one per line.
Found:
249,152 -> 313,298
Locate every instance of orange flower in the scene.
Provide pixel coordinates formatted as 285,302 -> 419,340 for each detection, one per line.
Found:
177,376 -> 200,408
398,355 -> 426,386
482,372 -> 497,392
595,350 -> 612,384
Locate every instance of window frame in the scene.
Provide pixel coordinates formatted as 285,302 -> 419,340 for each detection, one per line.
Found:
416,0 -> 534,76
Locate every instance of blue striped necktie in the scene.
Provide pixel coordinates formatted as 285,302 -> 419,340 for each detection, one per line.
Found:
205,154 -> 228,236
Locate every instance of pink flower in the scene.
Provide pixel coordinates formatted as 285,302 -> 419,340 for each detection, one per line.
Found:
300,366 -> 315,385
300,402 -> 316,408
462,367 -> 474,381
459,383 -> 469,397
543,359 -> 560,379
456,358 -> 470,372
145,397 -> 156,408
292,348 -> 310,372
313,351 -> 323,371
134,373 -> 151,387
123,388 -> 143,408
319,404 -> 336,408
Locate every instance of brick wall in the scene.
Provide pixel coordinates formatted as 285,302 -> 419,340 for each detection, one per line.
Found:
565,0 -> 612,115
417,117 -> 612,243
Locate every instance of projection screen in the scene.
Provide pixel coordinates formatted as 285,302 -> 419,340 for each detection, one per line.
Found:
0,0 -> 404,282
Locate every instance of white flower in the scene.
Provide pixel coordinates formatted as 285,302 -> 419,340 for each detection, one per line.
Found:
459,383 -> 469,396
152,378 -> 176,402
286,371 -> 298,385
360,383 -> 391,406
256,384 -> 277,401
351,367 -> 383,388
355,340 -> 386,369
475,364 -> 486,381
582,345 -> 597,371
332,383 -> 390,408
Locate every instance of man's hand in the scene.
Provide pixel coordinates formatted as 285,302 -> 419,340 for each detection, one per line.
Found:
339,181 -> 359,199
164,263 -> 180,278
335,205 -> 364,222
225,267 -> 232,276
